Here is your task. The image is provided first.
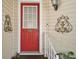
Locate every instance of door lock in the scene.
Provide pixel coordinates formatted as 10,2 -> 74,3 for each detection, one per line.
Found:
28,29 -> 32,32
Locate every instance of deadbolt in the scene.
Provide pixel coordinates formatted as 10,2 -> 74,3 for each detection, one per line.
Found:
28,29 -> 32,32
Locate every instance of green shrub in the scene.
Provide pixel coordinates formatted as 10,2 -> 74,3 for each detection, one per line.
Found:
56,51 -> 76,59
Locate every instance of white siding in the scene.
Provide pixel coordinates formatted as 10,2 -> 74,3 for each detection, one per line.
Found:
42,0 -> 76,54
2,0 -> 18,59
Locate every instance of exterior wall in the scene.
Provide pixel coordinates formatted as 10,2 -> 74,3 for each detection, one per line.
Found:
42,0 -> 76,54
2,0 -> 76,59
2,0 -> 18,59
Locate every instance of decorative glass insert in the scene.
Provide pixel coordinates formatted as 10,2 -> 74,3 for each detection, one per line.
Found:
23,6 -> 38,29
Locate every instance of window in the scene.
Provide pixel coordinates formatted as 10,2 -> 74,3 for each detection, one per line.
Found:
23,6 -> 38,29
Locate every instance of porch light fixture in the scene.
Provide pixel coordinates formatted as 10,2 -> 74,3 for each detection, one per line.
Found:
51,0 -> 59,11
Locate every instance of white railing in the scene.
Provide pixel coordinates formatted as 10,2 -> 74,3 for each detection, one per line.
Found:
43,31 -> 59,59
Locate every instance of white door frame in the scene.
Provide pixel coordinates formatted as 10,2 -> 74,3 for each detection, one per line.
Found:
17,2 -> 43,55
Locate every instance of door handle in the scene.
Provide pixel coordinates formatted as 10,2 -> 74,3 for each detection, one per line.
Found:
28,29 -> 32,32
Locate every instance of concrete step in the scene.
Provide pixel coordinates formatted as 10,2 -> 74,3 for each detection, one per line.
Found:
12,55 -> 48,59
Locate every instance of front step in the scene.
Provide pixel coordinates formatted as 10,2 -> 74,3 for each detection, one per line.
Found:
12,55 -> 48,59
44,57 -> 48,59
20,55 -> 44,59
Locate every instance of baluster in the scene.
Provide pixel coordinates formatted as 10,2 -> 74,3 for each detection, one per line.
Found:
50,46 -> 53,59
47,39 -> 49,59
44,31 -> 58,59
44,31 -> 47,57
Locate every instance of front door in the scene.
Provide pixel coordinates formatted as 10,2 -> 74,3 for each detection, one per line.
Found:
20,3 -> 40,52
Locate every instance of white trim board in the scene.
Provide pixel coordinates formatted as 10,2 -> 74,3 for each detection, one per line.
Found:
20,52 -> 43,55
18,2 -> 21,53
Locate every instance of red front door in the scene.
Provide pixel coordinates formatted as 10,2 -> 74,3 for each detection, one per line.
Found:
20,3 -> 40,52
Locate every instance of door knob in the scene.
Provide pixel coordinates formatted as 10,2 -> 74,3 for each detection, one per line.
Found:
28,29 -> 32,32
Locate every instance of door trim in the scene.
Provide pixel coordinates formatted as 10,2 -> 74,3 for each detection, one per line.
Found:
21,3 -> 39,51
20,52 -> 43,55
18,2 -> 43,55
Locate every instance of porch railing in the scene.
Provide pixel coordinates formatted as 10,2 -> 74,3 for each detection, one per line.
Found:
43,31 -> 59,59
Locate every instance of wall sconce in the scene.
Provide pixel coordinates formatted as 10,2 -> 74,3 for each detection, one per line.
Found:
51,0 -> 59,11
55,15 -> 72,33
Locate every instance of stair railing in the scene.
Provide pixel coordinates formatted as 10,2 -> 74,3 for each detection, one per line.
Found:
43,31 -> 59,59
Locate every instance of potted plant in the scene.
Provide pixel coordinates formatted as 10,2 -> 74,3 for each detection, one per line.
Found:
56,51 -> 76,59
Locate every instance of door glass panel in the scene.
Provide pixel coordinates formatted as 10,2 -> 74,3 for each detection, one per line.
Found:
23,6 -> 38,29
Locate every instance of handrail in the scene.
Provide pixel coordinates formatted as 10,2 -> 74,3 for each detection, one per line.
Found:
43,31 -> 59,59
